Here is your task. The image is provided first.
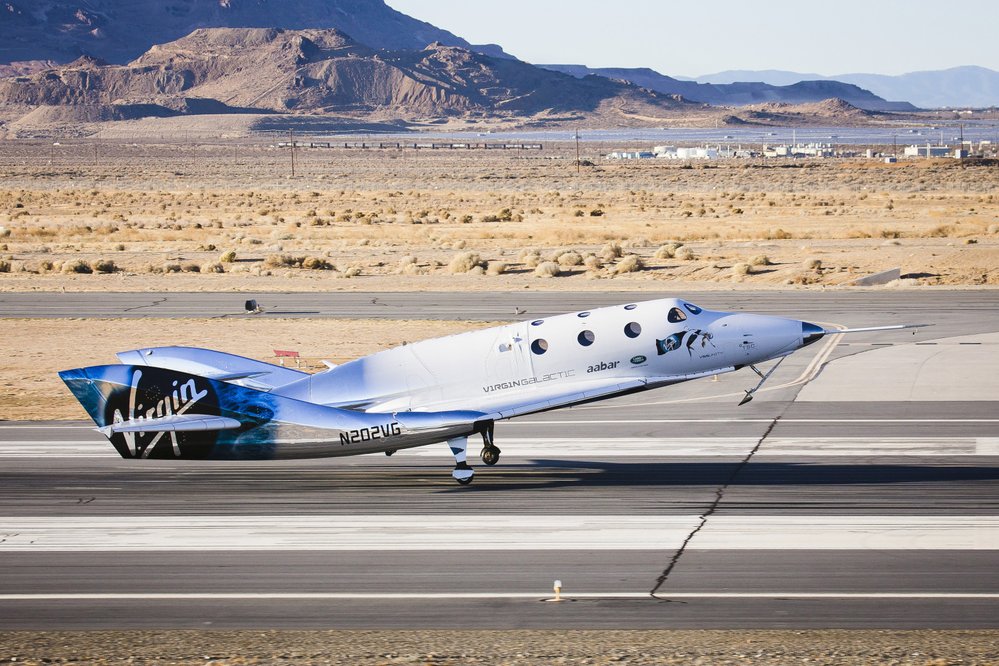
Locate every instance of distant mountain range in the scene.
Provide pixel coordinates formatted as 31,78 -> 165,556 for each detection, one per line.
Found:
686,66 -> 999,109
540,65 -> 915,112
4,0 -> 986,130
0,0 -> 512,67
0,28 -> 695,122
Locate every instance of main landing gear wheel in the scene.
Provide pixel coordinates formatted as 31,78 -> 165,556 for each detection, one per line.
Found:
479,421 -> 500,466
480,446 -> 501,466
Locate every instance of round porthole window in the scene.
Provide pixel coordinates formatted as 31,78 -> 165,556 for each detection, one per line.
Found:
577,330 -> 595,346
624,322 -> 642,338
531,320 -> 544,326
624,304 -> 638,311
577,312 -> 591,318
531,339 -> 549,355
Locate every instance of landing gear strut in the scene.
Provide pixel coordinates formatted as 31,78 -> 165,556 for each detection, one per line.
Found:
479,421 -> 501,466
739,357 -> 787,406
446,435 -> 474,485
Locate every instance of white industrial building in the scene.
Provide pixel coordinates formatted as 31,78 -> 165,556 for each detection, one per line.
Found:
653,146 -> 718,160
606,151 -> 655,160
903,145 -> 952,158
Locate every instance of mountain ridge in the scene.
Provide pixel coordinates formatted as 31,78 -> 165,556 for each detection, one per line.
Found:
540,64 -> 916,112
0,0 -> 514,70
0,27 -> 696,122
692,66 -> 999,108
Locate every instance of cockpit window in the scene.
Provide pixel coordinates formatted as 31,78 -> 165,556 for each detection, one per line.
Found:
683,302 -> 703,315
667,307 -> 687,323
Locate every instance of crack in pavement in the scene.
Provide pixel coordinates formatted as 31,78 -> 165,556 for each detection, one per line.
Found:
122,296 -> 167,314
649,412 -> 786,600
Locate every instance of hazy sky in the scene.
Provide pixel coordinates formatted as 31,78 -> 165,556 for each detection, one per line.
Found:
387,0 -> 999,76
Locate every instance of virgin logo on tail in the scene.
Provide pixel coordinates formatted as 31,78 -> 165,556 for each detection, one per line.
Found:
111,369 -> 208,457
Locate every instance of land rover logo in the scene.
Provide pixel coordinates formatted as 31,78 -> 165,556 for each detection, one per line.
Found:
631,355 -> 647,364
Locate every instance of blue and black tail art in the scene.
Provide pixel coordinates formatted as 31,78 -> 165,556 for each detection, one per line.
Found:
59,365 -> 283,460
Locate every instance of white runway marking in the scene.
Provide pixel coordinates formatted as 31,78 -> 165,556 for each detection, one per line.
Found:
3,437 -> 998,458
1,592 -> 996,601
1,516 -> 995,551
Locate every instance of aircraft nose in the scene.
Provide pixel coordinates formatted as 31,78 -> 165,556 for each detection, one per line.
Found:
802,321 -> 826,347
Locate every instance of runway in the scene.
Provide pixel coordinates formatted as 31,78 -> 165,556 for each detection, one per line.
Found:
1,290 -> 997,629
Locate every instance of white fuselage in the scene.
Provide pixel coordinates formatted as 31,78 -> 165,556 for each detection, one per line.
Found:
275,298 -> 807,415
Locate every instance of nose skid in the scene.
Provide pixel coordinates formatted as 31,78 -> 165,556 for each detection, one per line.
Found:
802,321 -> 826,347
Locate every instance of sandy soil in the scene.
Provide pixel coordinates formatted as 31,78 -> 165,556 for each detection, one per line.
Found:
0,140 -> 997,292
0,318 -> 494,421
2,629 -> 997,665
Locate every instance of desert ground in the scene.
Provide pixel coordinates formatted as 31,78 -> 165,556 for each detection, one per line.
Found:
1,135 -> 998,420
3,629 -> 998,665
0,137 -> 997,293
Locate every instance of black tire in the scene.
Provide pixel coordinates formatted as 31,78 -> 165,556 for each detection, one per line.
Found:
481,447 -> 500,466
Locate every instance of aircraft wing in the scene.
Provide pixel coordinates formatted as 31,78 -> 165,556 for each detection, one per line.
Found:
406,368 -> 735,422
97,414 -> 243,437
116,346 -> 307,391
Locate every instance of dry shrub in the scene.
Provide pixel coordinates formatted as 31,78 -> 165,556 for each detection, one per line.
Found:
803,258 -> 823,270
302,256 -> 333,270
181,262 -> 201,273
599,242 -> 623,261
557,251 -> 583,267
987,224 -> 999,235
522,252 -> 542,268
927,225 -> 952,237
61,259 -> 92,274
749,254 -> 772,266
655,243 -> 682,259
0,260 -> 10,273
467,266 -> 486,276
675,246 -> 696,261
732,262 -> 752,276
611,254 -> 644,275
38,260 -> 57,273
219,250 -> 237,263
265,254 -> 302,268
448,251 -> 485,274
787,271 -> 821,285
340,266 -> 362,278
767,228 -> 792,240
0,226 -> 10,238
487,261 -> 508,276
163,263 -> 183,273
201,262 -> 225,274
534,261 -> 562,278
583,254 -> 602,271
92,259 -> 118,274
399,255 -> 417,267
517,248 -> 538,260
401,262 -> 426,276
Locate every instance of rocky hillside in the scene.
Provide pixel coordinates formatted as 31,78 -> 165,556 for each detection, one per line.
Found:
0,0 -> 511,70
0,27 -> 692,120
541,64 -> 917,112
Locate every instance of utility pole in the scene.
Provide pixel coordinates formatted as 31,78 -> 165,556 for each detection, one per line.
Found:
289,128 -> 296,178
575,129 -> 580,174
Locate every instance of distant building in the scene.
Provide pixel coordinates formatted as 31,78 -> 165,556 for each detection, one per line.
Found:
764,143 -> 833,158
904,145 -> 951,158
606,151 -> 655,160
653,146 -> 718,160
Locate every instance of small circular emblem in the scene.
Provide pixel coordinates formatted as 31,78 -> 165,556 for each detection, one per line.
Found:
631,355 -> 647,364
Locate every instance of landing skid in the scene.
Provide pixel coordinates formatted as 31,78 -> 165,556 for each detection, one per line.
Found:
739,357 -> 786,406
